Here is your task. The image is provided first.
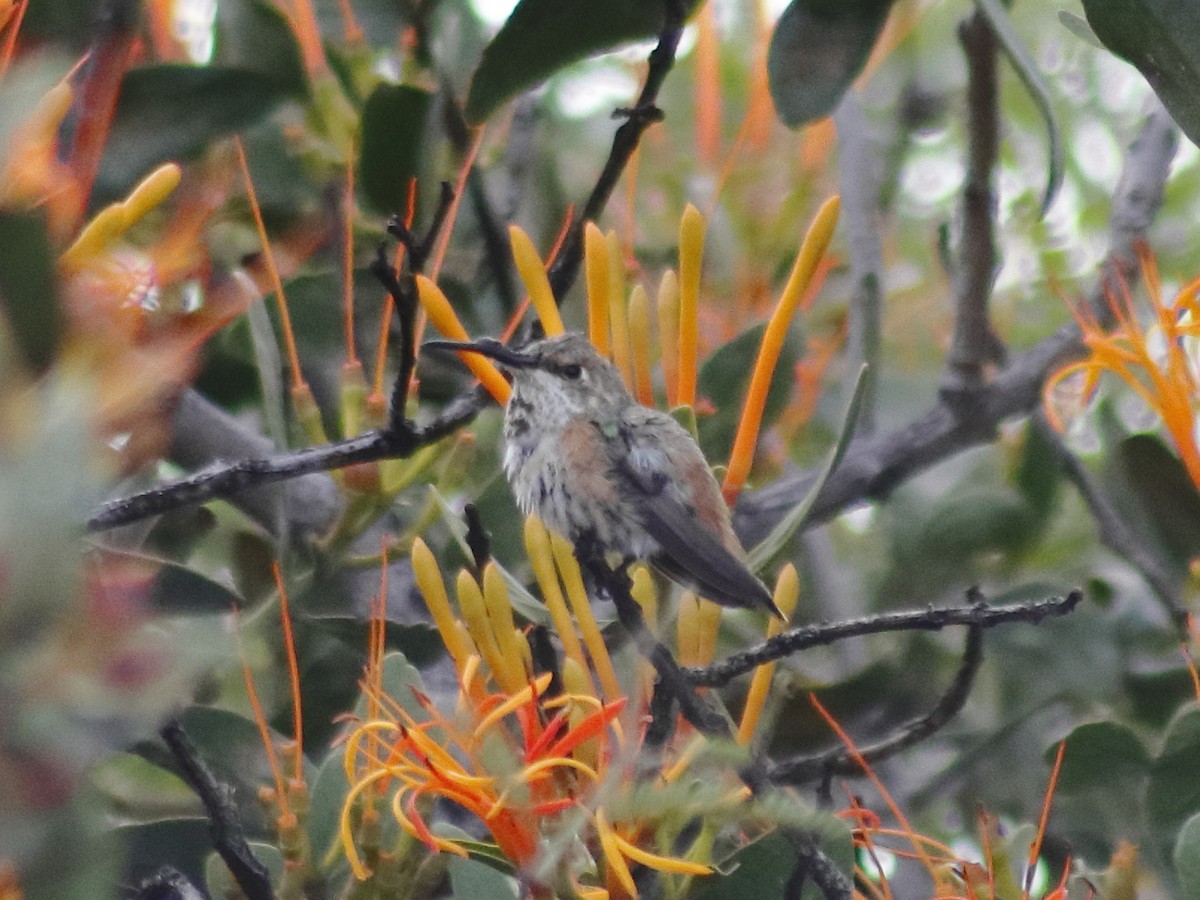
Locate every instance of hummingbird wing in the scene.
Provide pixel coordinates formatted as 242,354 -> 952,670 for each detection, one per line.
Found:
611,410 -> 782,618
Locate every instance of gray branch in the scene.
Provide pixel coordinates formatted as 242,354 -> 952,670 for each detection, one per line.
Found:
734,101 -> 1178,547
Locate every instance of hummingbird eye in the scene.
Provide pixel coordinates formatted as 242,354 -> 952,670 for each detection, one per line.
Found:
561,363 -> 583,380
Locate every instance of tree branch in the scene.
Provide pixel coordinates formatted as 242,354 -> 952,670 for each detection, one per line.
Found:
160,720 -> 276,900
943,10 -> 1006,398
546,0 -> 686,300
734,101 -> 1178,547
1033,413 -> 1185,628
685,589 -> 1081,687
768,623 -> 983,785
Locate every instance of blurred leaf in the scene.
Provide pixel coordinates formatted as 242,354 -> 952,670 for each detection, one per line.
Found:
352,651 -> 428,723
359,83 -> 432,214
1147,706 -> 1200,865
464,0 -> 700,124
308,750 -> 352,866
748,363 -> 868,573
767,0 -> 895,127
115,818 -> 212,890
246,297 -> 288,452
213,0 -> 309,97
1115,434 -> 1200,567
447,853 -> 520,898
973,0 -> 1064,216
204,842 -> 284,897
1175,811 -> 1200,899
0,210 -> 58,373
698,323 -> 802,463
100,68 -> 291,199
92,547 -> 245,614
1050,721 -> 1150,794
1058,11 -> 1104,48
1083,0 -> 1200,148
310,614 -> 442,665
1016,421 -> 1062,523
692,832 -> 796,899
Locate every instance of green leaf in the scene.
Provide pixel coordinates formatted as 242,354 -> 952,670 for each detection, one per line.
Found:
464,0 -> 699,124
1147,706 -> 1200,865
1083,0 -> 1200,148
767,0 -> 895,128
114,818 -> 213,889
308,751 -> 352,867
692,832 -> 798,899
1175,811 -> 1200,899
0,209 -> 58,373
91,548 -> 245,614
698,323 -> 802,463
99,67 -> 290,199
213,0 -> 308,97
446,852 -> 520,898
973,0 -> 1064,216
1058,11 -> 1104,49
359,83 -> 433,214
1116,434 -> 1200,568
1049,721 -> 1151,794
748,363 -> 868,573
351,651 -> 429,724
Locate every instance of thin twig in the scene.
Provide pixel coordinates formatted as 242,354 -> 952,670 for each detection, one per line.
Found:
1033,413 -> 1185,628
546,0 -> 686,300
768,623 -> 983,785
160,720 -> 276,900
686,589 -> 1081,687
943,10 -> 1006,398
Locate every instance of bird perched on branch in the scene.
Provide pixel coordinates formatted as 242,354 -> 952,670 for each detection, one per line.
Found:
425,332 -> 782,618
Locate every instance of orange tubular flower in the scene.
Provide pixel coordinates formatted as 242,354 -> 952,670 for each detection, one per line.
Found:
1044,247 -> 1200,488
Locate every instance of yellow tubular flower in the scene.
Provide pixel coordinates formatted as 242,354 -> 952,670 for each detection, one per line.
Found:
657,270 -> 681,408
509,225 -> 564,335
723,195 -> 840,503
60,163 -> 182,270
415,275 -> 510,404
677,204 -> 705,408
561,657 -> 600,769
524,517 -> 595,694
693,599 -> 723,668
585,222 -> 611,354
628,283 -> 654,406
482,562 -> 528,690
549,532 -> 623,704
411,538 -> 475,675
596,809 -> 638,897
737,564 -> 801,745
455,570 -> 512,692
606,230 -> 634,386
676,591 -> 702,667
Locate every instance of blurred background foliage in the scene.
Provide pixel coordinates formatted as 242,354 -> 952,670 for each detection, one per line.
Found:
2,0 -> 1200,897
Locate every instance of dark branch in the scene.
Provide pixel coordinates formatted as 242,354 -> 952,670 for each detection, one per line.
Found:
686,589 -> 1081,687
546,0 -> 686,300
784,830 -> 853,900
768,623 -> 983,785
942,9 -> 1005,398
88,393 -> 484,532
463,502 -> 491,572
734,102 -> 1178,547
1033,413 -> 1185,628
575,539 -> 730,737
160,720 -> 276,900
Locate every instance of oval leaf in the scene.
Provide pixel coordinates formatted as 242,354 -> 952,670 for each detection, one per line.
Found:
768,0 -> 895,128
1048,721 -> 1151,794
1174,811 -> 1200,899
1083,0 -> 1200,148
358,83 -> 433,214
465,0 -> 698,124
1147,706 -> 1200,865
0,210 -> 58,373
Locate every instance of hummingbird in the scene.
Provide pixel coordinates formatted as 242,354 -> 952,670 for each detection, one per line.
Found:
424,332 -> 783,618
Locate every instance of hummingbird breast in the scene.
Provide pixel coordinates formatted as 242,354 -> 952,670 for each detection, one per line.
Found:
504,412 -> 655,558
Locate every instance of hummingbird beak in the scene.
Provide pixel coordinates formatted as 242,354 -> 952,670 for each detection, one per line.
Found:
422,338 -> 538,369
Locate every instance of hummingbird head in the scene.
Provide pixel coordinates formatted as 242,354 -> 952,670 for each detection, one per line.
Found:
424,332 -> 631,428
